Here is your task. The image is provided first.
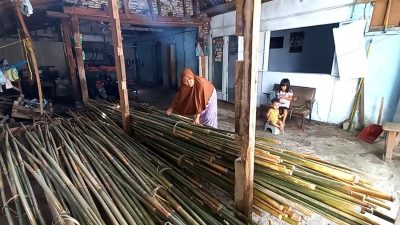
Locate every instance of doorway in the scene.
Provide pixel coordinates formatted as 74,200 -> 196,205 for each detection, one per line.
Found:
167,44 -> 177,89
212,37 -> 224,98
228,36 -> 238,103
153,41 -> 163,86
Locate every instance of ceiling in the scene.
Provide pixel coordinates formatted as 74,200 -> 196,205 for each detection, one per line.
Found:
0,0 -> 266,37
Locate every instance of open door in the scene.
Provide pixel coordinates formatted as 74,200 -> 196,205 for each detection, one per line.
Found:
211,37 -> 227,100
228,36 -> 238,103
153,41 -> 163,86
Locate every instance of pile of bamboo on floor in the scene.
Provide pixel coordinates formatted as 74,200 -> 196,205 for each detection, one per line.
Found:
85,100 -> 397,225
0,114 -> 252,225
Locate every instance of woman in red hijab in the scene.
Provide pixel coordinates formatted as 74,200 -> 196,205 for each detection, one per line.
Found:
166,68 -> 218,128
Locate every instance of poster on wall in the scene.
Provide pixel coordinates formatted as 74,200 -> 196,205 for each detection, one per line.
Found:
289,32 -> 304,53
213,38 -> 224,62
333,20 -> 368,80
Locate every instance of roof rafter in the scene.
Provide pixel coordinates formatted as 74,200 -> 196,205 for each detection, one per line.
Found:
47,6 -> 209,27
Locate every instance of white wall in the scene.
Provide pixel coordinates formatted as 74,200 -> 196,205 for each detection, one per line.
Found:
209,0 -> 393,125
364,34 -> 400,124
260,0 -> 355,31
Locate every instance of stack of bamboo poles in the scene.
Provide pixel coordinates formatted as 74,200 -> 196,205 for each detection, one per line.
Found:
84,100 -> 397,225
0,114 -> 252,225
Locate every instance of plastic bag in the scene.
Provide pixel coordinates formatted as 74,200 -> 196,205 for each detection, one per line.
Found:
22,0 -> 33,17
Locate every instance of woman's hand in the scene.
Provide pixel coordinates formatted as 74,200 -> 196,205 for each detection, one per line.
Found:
166,107 -> 173,116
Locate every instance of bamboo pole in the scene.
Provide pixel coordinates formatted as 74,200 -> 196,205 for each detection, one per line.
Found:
12,2 -> 43,114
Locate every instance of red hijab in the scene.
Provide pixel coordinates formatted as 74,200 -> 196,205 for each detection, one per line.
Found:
171,68 -> 215,115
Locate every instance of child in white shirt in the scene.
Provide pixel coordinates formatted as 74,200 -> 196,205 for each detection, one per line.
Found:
276,78 -> 293,125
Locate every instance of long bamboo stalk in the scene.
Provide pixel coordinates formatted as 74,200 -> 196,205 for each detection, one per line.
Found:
83,100 -> 395,225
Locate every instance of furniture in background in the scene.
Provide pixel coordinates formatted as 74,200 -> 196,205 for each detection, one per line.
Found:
264,84 -> 316,129
264,123 -> 281,135
382,122 -> 400,162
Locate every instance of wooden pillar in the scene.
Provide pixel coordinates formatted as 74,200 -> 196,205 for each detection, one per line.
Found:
234,0 -> 261,218
122,0 -> 130,17
191,0 -> 198,17
61,19 -> 81,104
182,0 -> 187,16
156,0 -> 161,16
71,16 -> 89,102
107,0 -> 130,133
13,2 -> 43,114
146,0 -> 154,18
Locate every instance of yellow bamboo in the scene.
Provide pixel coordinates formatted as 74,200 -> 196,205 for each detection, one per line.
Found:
254,189 -> 285,211
282,215 -> 301,225
255,160 -> 293,175
254,198 -> 283,220
350,185 -> 395,202
365,197 -> 391,210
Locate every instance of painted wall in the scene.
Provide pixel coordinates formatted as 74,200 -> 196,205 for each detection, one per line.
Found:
364,34 -> 400,123
209,0 -> 400,125
126,28 -> 198,87
269,24 -> 337,74
0,38 -> 67,76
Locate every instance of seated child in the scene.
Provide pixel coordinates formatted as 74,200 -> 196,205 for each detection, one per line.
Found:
267,99 -> 284,132
277,78 -> 293,125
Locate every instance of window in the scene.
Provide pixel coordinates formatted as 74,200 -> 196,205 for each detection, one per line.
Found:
270,36 -> 284,49
268,23 -> 339,74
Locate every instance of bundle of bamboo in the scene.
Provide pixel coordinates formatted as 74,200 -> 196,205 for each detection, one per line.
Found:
84,100 -> 397,225
0,114 -> 252,225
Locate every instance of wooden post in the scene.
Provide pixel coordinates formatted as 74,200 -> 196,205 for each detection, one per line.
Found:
156,0 -> 161,16
234,0 -> 261,218
182,0 -> 187,17
146,0 -> 154,18
107,0 -> 130,133
71,16 -> 89,102
13,2 -> 44,114
61,19 -> 81,104
191,0 -> 198,17
122,0 -> 130,17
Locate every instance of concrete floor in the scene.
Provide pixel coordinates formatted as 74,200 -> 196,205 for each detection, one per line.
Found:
137,86 -> 400,224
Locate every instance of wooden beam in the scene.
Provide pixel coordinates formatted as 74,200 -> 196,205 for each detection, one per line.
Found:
234,0 -> 261,218
61,19 -> 81,104
71,16 -> 89,102
182,0 -> 187,16
107,0 -> 130,133
13,2 -> 44,114
371,0 -> 400,29
52,7 -> 207,27
157,0 -> 161,16
146,0 -> 154,18
122,0 -> 130,17
191,0 -> 198,17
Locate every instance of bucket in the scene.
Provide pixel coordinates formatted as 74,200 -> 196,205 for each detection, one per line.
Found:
357,124 -> 383,143
358,97 -> 384,143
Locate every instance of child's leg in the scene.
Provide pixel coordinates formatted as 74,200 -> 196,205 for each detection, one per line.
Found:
270,121 -> 280,128
282,108 -> 288,125
277,120 -> 284,132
